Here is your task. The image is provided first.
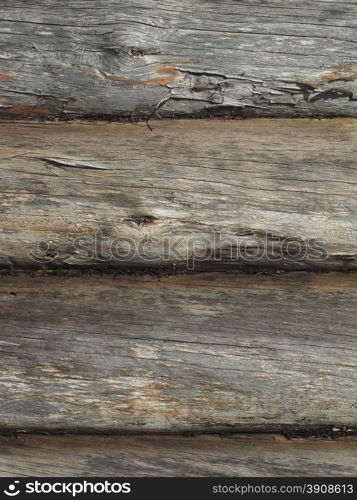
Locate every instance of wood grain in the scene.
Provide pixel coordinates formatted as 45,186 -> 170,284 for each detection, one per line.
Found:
0,0 -> 356,119
1,434 -> 356,477
0,271 -> 356,433
1,119 -> 357,271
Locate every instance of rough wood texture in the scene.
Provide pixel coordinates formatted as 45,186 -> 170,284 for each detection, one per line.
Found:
0,434 -> 356,477
0,272 -> 356,432
0,0 -> 356,119
1,119 -> 357,271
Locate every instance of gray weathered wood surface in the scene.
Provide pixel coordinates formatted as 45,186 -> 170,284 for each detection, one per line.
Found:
0,0 -> 356,119
0,272 -> 356,432
1,434 -> 356,477
1,119 -> 357,271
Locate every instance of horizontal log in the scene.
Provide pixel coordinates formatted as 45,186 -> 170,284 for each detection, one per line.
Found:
0,434 -> 356,477
0,0 -> 356,119
0,272 -> 356,432
1,119 -> 357,272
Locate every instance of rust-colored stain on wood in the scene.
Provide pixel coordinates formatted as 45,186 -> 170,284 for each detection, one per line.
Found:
148,64 -> 182,84
0,72 -> 15,80
320,64 -> 357,83
95,64 -> 181,85
300,63 -> 357,88
0,105 -> 53,117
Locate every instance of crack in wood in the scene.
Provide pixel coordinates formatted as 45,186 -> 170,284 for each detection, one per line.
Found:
39,157 -> 110,170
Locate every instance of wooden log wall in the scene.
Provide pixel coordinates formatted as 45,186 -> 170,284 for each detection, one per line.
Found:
0,0 -> 356,477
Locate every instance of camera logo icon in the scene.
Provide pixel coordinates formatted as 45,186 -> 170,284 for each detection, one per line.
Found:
4,481 -> 20,496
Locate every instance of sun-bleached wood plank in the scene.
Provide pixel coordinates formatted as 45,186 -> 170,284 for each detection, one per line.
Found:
0,271 -> 356,432
0,119 -> 356,272
0,0 -> 356,119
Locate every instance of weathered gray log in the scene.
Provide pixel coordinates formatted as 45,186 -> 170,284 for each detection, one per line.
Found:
0,0 -> 356,119
1,119 -> 357,271
0,271 -> 356,432
0,434 -> 356,477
